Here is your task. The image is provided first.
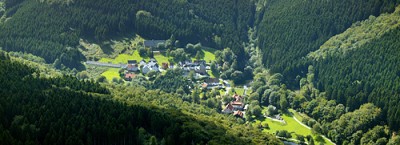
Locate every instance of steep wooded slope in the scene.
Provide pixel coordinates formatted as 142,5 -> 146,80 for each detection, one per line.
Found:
0,0 -> 254,68
0,52 -> 281,145
257,0 -> 399,86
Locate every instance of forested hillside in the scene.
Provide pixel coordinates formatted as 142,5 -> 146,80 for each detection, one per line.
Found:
0,0 -> 254,68
0,51 -> 281,144
257,0 -> 400,86
313,25 -> 400,131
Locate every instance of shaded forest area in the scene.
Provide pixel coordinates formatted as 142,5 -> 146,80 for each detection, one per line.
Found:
258,0 -> 400,87
0,0 -> 254,69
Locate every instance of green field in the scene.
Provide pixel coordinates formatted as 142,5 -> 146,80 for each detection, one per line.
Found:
234,87 -> 245,95
191,49 -> 216,63
153,52 -> 172,64
256,109 -> 333,145
99,48 -> 216,66
99,50 -> 148,64
101,68 -> 120,82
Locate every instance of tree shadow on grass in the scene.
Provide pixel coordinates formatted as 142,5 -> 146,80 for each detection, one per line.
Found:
99,41 -> 115,55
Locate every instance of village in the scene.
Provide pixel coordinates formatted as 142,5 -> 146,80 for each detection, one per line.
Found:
88,39 -> 251,119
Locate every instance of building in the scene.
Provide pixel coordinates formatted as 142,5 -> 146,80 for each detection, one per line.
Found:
169,63 -> 174,69
127,64 -> 139,72
195,63 -> 206,74
124,73 -> 136,81
128,60 -> 137,65
202,78 -> 222,89
142,61 -> 159,74
162,62 -> 169,69
233,111 -> 244,118
232,94 -> 243,102
139,59 -> 147,67
222,103 -> 234,114
231,101 -> 244,111
150,58 -> 157,63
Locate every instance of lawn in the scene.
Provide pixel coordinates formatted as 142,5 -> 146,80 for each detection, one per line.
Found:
99,50 -> 148,64
256,108 -> 333,145
191,49 -> 216,63
234,87 -> 245,95
207,70 -> 216,78
153,52 -> 172,65
101,68 -> 120,82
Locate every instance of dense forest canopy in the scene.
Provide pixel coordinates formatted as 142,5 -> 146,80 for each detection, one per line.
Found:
2,0 -> 400,144
0,0 -> 255,68
0,51 -> 281,145
313,26 -> 400,131
258,0 -> 400,87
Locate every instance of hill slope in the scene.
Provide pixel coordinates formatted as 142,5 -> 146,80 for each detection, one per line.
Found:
257,0 -> 399,86
309,6 -> 400,130
0,0 -> 255,68
0,52 -> 282,145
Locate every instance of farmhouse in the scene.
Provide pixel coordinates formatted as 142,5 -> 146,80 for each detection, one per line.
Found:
222,103 -> 234,114
202,78 -> 222,89
142,61 -> 159,74
180,60 -> 207,75
233,111 -> 244,118
124,73 -> 136,81
127,64 -> 139,72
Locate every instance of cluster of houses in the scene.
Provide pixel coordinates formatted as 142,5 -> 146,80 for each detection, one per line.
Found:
123,58 -> 210,81
180,60 -> 207,75
124,59 -> 160,80
222,94 -> 248,118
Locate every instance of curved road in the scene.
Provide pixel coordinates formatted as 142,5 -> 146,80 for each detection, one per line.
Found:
292,113 -> 336,145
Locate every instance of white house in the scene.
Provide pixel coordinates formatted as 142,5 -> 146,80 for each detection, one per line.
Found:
142,61 -> 159,74
142,65 -> 151,74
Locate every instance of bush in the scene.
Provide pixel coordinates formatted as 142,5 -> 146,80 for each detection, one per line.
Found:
276,130 -> 292,138
138,47 -> 147,57
261,122 -> 269,129
96,76 -> 107,83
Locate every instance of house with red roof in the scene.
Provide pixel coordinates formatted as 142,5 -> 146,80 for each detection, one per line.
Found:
222,103 -> 234,114
124,73 -> 136,81
233,111 -> 244,118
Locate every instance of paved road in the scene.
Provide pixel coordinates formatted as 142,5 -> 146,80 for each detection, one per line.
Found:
86,61 -> 124,68
292,112 -> 336,145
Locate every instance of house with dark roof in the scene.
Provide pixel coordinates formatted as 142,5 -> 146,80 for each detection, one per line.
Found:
232,101 -> 244,111
128,60 -> 137,65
